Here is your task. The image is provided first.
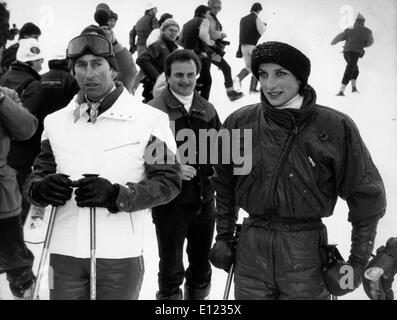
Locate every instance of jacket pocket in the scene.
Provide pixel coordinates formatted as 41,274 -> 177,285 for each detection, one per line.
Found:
0,167 -> 22,215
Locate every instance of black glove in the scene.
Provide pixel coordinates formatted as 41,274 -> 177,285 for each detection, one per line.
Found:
129,44 -> 136,55
363,237 -> 397,300
323,259 -> 362,296
327,215 -> 379,296
74,176 -> 119,213
209,239 -> 235,273
32,174 -> 73,207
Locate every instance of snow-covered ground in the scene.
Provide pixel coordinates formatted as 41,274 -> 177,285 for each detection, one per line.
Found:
1,0 -> 396,300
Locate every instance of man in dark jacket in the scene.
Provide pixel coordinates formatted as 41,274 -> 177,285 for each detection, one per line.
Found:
149,49 -> 221,300
0,38 -> 44,224
180,5 -> 214,101
236,2 -> 266,93
0,85 -> 38,299
209,41 -> 386,299
137,18 -> 179,103
40,55 -> 79,114
331,13 -> 374,96
129,3 -> 159,94
1,22 -> 41,73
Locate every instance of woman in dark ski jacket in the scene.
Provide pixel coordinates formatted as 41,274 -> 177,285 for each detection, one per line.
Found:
209,41 -> 386,299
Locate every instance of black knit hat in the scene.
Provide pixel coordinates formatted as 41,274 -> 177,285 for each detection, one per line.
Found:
19,22 -> 41,37
251,2 -> 263,12
159,13 -> 173,26
251,41 -> 311,86
194,5 -> 210,18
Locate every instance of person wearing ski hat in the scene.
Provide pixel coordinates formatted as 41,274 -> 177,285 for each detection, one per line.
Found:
136,18 -> 180,102
82,24 -> 137,93
146,13 -> 173,47
0,37 -> 45,225
331,13 -> 374,96
23,30 -> 181,300
363,237 -> 397,300
209,41 -> 386,299
1,22 -> 41,72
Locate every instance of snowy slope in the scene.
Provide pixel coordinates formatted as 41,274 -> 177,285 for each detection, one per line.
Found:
1,0 -> 396,300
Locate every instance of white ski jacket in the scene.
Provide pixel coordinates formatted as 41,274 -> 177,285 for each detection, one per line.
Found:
25,89 -> 181,259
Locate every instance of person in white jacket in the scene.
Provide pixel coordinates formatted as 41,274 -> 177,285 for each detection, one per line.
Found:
23,30 -> 182,300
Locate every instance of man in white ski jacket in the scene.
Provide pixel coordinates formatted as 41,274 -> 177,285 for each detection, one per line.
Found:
23,29 -> 181,300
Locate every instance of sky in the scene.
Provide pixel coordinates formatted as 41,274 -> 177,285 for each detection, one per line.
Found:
1,0 -> 396,300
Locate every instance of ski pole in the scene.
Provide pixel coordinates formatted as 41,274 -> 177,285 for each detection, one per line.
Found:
223,263 -> 235,300
90,204 -> 96,300
222,224 -> 242,300
83,174 -> 99,300
33,205 -> 57,300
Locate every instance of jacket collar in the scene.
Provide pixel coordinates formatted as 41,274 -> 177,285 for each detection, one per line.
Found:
161,86 -> 209,115
72,82 -> 142,122
260,85 -> 318,128
48,59 -> 70,72
10,62 -> 41,80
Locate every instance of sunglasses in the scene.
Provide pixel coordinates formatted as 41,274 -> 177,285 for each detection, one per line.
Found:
66,34 -> 114,59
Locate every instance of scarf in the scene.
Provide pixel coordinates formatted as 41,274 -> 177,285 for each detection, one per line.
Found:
73,81 -> 124,124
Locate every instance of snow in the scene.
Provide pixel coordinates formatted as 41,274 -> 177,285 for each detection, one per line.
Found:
1,0 -> 396,300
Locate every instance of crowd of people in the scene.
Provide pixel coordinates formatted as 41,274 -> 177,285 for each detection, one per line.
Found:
0,0 -> 395,301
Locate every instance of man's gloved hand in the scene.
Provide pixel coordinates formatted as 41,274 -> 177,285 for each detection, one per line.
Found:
129,44 -> 136,55
363,237 -> 397,300
74,176 -> 119,212
0,86 -> 22,105
324,260 -> 362,296
209,238 -> 235,273
33,174 -> 73,207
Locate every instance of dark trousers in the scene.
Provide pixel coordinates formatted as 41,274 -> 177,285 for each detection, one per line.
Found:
11,164 -> 32,224
49,254 -> 144,300
152,200 -> 215,296
234,220 -> 330,300
197,57 -> 212,101
211,57 -> 233,89
0,216 -> 35,295
342,51 -> 361,85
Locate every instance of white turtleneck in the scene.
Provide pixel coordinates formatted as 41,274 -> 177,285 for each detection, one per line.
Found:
276,94 -> 304,110
171,89 -> 194,113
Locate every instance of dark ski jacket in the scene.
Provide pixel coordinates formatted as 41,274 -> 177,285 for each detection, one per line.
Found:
40,59 -> 79,113
211,85 -> 386,238
149,86 -> 221,207
136,36 -> 178,81
0,61 -> 42,167
0,93 -> 37,219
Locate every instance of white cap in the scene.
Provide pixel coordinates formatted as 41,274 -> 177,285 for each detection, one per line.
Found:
145,1 -> 157,10
16,38 -> 44,62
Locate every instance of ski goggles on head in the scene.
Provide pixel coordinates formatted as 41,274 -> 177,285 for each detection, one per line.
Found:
66,33 -> 114,59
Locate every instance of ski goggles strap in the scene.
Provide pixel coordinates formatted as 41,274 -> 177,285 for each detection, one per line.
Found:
66,34 -> 114,59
